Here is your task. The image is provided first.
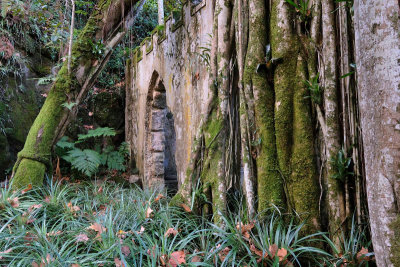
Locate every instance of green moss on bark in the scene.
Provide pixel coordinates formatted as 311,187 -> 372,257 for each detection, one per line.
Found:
390,215 -> 400,265
290,55 -> 320,232
11,0 -> 115,189
244,0 -> 284,212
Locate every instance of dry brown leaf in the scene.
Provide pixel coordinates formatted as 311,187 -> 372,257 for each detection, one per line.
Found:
164,228 -> 178,237
21,184 -> 33,194
269,244 -> 278,258
236,222 -> 254,239
67,202 -> 81,213
191,255 -> 202,263
218,246 -> 231,262
71,264 -> 81,267
180,203 -> 192,213
146,207 -> 154,218
114,258 -> 126,267
76,233 -> 89,243
7,197 -> 19,208
135,226 -> 145,235
46,230 -> 62,237
277,248 -> 287,262
154,194 -> 165,202
88,223 -> 106,234
0,248 -> 12,259
250,243 -> 264,258
168,250 -> 186,267
356,247 -> 370,261
121,245 -> 131,257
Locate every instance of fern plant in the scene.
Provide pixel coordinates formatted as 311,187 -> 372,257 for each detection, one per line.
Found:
56,127 -> 128,177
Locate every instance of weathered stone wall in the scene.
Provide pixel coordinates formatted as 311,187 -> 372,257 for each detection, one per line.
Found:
125,0 -> 213,188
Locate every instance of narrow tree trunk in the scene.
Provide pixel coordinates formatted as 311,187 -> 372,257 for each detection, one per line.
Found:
321,0 -> 345,246
158,0 -> 164,25
354,1 -> 400,265
11,0 -> 137,189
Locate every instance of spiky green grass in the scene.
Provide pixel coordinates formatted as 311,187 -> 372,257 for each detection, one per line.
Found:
0,179 -> 373,266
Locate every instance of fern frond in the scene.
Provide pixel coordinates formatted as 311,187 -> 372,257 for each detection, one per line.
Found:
106,151 -> 126,171
63,148 -> 101,176
56,136 -> 75,149
78,127 -> 116,141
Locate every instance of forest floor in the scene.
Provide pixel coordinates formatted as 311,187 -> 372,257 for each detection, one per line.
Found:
0,179 -> 374,266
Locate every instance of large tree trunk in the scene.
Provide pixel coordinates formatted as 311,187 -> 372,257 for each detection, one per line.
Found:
11,0 -> 137,189
354,0 -> 400,266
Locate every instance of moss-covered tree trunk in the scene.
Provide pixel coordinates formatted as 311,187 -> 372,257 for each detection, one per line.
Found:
243,0 -> 284,212
11,0 -> 136,189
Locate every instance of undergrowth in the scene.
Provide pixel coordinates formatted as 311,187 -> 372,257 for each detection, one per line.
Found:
0,179 -> 374,266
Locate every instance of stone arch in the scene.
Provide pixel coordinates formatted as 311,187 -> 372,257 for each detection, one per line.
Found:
143,71 -> 177,190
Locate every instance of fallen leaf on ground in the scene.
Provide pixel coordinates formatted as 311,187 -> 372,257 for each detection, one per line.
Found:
7,197 -> 19,208
277,248 -> 287,262
168,251 -> 186,267
356,247 -> 370,261
114,258 -> 126,267
76,233 -> 89,243
71,264 -> 80,267
146,207 -> 153,218
269,244 -> 278,258
136,226 -> 145,234
218,246 -> 231,262
21,184 -> 32,194
0,248 -> 12,259
164,228 -> 178,237
46,230 -> 62,237
67,202 -> 80,212
121,245 -> 131,257
88,223 -> 106,233
236,222 -> 254,239
180,203 -> 192,213
154,194 -> 164,202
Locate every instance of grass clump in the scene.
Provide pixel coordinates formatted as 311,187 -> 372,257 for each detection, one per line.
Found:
0,179 -> 374,266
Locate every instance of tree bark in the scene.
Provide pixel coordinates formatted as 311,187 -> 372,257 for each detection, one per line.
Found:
321,0 -> 345,246
354,0 -> 400,266
11,0 -> 137,189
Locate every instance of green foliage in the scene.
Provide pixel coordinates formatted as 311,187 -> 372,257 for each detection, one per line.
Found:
340,63 -> 357,79
0,181 -> 374,266
56,128 -> 127,177
304,73 -> 323,105
63,148 -> 101,176
77,127 -> 116,141
90,39 -> 105,59
61,102 -> 78,111
285,0 -> 312,22
330,148 -> 354,183
323,216 -> 374,266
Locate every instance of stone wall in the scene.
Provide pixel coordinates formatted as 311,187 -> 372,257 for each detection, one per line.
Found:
125,0 -> 213,189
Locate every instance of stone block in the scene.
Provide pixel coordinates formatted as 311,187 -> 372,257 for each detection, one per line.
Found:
151,132 -> 165,152
152,91 -> 166,108
151,110 -> 165,131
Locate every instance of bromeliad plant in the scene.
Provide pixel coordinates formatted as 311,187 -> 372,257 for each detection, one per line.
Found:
0,179 -> 374,266
56,127 -> 129,177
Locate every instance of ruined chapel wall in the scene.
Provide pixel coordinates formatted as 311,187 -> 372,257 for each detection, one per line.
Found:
126,0 -> 213,187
